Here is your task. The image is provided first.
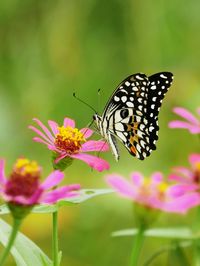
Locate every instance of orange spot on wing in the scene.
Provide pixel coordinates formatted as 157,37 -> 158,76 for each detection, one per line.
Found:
130,145 -> 137,155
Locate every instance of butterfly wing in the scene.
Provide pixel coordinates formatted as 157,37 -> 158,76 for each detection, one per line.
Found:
102,72 -> 173,160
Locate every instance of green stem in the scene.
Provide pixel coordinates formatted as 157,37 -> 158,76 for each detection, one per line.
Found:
0,218 -> 22,266
52,211 -> 59,266
130,227 -> 145,266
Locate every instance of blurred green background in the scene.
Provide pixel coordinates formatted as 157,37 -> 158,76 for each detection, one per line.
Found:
0,0 -> 200,265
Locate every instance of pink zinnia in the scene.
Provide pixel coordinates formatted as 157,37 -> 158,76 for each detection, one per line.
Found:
169,107 -> 200,134
106,172 -> 200,214
169,153 -> 200,186
29,117 -> 110,172
0,158 -> 80,206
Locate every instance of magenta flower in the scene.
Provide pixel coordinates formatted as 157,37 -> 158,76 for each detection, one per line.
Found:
169,153 -> 200,186
0,158 -> 80,206
169,107 -> 200,134
29,117 -> 110,172
106,172 -> 200,214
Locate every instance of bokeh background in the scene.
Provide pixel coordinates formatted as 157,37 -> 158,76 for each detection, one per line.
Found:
0,1 -> 200,265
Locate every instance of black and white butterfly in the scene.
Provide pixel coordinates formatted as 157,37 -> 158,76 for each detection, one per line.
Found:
93,72 -> 174,161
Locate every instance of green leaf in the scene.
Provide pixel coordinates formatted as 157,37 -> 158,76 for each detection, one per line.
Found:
144,241 -> 192,266
112,227 -> 200,239
167,241 -> 190,266
0,189 -> 113,215
0,218 -> 52,266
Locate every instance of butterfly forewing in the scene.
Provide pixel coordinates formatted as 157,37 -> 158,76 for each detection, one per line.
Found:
95,72 -> 173,160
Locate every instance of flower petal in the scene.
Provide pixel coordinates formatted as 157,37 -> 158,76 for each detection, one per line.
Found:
29,126 -> 54,145
168,174 -> 189,183
81,140 -> 109,152
33,118 -> 55,141
106,174 -> 136,198
41,170 -> 64,190
130,172 -> 144,186
173,107 -> 199,124
63,117 -> 75,128
48,120 -> 59,135
189,153 -> 200,167
168,121 -> 200,133
167,184 -> 198,197
41,185 -> 81,204
0,159 -> 7,185
162,193 -> 200,214
33,137 -> 53,147
151,172 -> 163,184
71,153 -> 109,171
173,167 -> 193,179
80,128 -> 93,138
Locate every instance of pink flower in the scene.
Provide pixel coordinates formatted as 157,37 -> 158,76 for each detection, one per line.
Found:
29,117 -> 110,172
106,172 -> 200,214
169,107 -> 200,134
0,158 -> 80,206
169,153 -> 200,186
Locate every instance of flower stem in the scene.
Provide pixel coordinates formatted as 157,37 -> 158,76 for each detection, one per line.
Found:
130,226 -> 145,266
0,218 -> 22,266
52,211 -> 59,266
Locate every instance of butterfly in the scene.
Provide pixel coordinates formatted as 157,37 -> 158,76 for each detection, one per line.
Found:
93,72 -> 174,161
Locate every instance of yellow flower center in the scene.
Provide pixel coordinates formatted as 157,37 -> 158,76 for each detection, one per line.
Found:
6,158 -> 41,199
14,158 -> 40,176
194,162 -> 200,183
157,182 -> 168,193
55,126 -> 86,154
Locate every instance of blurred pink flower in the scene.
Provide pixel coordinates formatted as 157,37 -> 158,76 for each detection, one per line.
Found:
169,153 -> 200,186
29,117 -> 110,172
106,172 -> 200,214
169,107 -> 200,134
0,158 -> 80,206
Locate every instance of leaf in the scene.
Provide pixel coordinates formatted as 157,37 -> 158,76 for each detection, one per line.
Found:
167,241 -> 190,266
0,189 -> 113,215
0,218 -> 52,266
112,227 -> 200,239
144,241 -> 192,266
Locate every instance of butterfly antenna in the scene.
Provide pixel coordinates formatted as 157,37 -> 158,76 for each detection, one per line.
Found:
97,88 -> 101,114
73,92 -> 97,113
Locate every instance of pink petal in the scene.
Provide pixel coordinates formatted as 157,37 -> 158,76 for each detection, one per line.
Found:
41,170 -> 64,190
168,174 -> 189,183
197,108 -> 200,116
167,184 -> 198,197
81,140 -> 109,152
168,121 -> 200,133
54,153 -> 68,164
130,172 -> 144,186
41,185 -> 81,204
48,120 -> 59,135
29,126 -> 54,145
0,160 -> 7,185
106,174 -> 136,198
71,153 -> 109,172
33,137 -> 53,147
173,107 -> 199,124
63,117 -> 75,128
162,193 -> 200,214
173,167 -> 193,179
189,153 -> 200,167
33,118 -> 55,142
151,172 -> 163,184
80,128 -> 93,139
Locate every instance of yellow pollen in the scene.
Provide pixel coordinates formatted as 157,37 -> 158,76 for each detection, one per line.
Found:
157,182 -> 168,193
14,158 -> 40,176
195,162 -> 200,171
57,126 -> 85,144
55,126 -> 86,153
